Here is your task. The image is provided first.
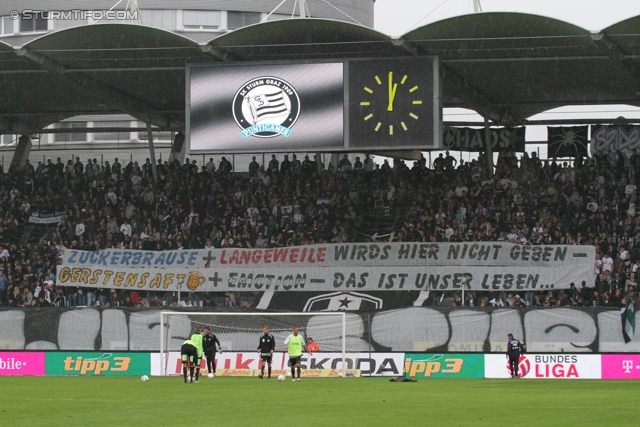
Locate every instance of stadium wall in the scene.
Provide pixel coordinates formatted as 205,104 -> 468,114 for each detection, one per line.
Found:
0,307 -> 637,353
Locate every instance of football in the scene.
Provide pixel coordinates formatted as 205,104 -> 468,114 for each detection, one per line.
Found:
277,375 -> 285,381
140,375 -> 149,382
207,373 -> 215,379
285,372 -> 291,377
338,372 -> 344,377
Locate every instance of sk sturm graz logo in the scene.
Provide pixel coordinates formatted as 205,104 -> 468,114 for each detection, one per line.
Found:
233,76 -> 300,139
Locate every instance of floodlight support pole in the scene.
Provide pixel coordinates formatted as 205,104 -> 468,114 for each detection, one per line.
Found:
146,122 -> 158,183
299,0 -> 309,17
484,117 -> 493,178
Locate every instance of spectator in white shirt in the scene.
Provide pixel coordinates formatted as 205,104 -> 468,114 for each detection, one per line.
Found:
602,253 -> 614,272
75,221 -> 85,238
120,220 -> 132,237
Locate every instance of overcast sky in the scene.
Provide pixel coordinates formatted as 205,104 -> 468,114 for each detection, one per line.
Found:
374,0 -> 640,35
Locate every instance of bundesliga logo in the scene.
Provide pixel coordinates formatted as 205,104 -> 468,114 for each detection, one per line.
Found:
505,355 -> 530,378
232,76 -> 300,139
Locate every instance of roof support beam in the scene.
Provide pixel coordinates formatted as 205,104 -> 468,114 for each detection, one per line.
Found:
592,31 -> 640,90
199,44 -> 230,61
0,117 -> 41,135
392,38 -> 419,56
444,65 -> 522,125
15,47 -> 178,128
199,43 -> 242,62
390,38 -> 521,124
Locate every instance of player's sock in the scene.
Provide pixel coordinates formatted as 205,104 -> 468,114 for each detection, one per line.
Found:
195,368 -> 199,381
268,367 -> 271,378
291,367 -> 296,378
213,360 -> 217,373
183,367 -> 187,382
296,367 -> 301,379
190,367 -> 195,382
261,366 -> 265,377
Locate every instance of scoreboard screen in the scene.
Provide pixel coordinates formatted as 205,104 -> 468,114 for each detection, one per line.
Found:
187,58 -> 440,152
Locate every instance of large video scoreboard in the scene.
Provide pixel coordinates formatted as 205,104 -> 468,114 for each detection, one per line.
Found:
187,57 -> 440,153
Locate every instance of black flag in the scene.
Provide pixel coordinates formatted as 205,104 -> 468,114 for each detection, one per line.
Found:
547,126 -> 588,157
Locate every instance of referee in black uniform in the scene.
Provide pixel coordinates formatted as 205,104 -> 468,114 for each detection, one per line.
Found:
203,327 -> 221,375
507,333 -> 523,378
257,325 -> 276,379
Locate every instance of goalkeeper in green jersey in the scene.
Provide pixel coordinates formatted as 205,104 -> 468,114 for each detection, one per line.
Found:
190,326 -> 204,382
284,326 -> 312,382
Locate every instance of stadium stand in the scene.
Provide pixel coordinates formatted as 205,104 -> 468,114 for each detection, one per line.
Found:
0,149 -> 637,309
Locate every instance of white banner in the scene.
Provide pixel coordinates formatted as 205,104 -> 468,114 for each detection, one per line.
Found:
62,243 -> 594,269
56,264 -> 593,292
150,352 -> 404,377
484,354 -> 601,379
28,211 -> 65,224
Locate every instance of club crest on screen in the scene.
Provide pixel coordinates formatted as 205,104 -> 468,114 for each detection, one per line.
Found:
232,76 -> 301,139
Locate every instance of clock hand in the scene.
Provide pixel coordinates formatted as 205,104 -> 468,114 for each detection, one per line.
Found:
388,72 -> 398,112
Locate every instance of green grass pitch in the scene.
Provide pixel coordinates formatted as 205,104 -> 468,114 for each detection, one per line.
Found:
0,376 -> 636,427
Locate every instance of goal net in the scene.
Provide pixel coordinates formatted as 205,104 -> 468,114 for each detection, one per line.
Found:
159,312 -> 346,376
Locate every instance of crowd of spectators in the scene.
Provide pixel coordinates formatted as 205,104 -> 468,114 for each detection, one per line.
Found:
0,147 -> 638,309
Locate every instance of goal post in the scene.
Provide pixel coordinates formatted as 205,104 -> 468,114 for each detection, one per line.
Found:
160,311 -> 347,377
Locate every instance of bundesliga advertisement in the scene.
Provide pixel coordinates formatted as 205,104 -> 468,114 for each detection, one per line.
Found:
484,354 -> 601,379
188,62 -> 344,152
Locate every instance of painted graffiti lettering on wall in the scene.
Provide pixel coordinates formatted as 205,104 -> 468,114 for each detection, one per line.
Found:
0,306 -> 638,353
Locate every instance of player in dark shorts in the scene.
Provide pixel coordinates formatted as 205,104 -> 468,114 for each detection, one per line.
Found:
507,333 -> 524,378
257,325 -> 276,379
203,327 -> 221,375
181,339 -> 198,383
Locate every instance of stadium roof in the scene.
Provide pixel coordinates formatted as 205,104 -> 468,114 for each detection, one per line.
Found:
1,12 -> 640,134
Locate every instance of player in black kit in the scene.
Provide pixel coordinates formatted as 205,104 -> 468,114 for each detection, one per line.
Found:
203,327 -> 221,375
257,325 -> 276,379
507,333 -> 524,378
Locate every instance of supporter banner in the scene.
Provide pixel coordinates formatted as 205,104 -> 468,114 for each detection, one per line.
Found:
150,352 -> 402,377
590,125 -> 640,154
404,353 -> 484,378
601,354 -> 640,379
0,352 -> 45,376
61,243 -> 595,269
56,264 -> 593,292
28,211 -> 65,224
484,354 -> 601,379
547,126 -> 589,158
46,352 -> 150,376
442,126 -> 526,152
4,307 -> 640,353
